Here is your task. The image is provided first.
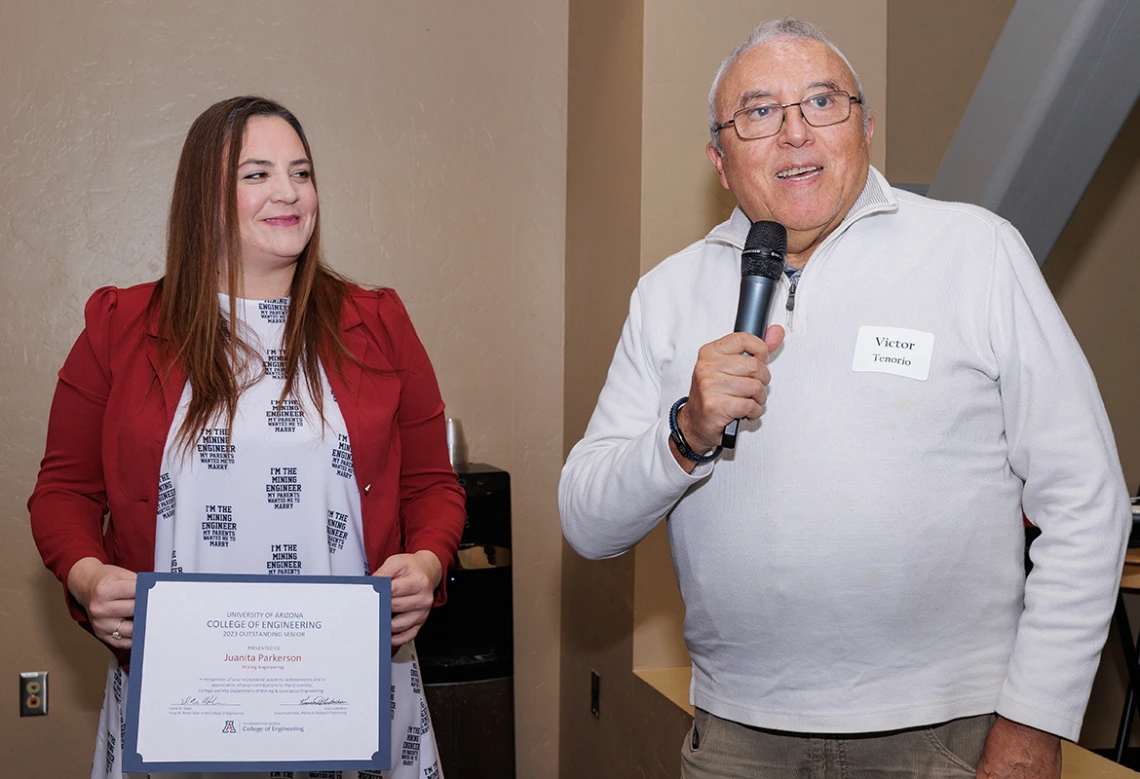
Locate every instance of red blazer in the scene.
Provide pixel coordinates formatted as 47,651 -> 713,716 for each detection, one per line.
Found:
29,281 -> 466,663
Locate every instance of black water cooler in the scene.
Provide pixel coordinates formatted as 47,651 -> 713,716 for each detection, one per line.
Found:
417,463 -> 515,779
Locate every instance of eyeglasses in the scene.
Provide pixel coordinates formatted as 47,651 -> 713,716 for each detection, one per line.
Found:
714,90 -> 862,141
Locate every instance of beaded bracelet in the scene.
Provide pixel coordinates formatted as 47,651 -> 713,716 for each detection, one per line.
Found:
669,396 -> 722,463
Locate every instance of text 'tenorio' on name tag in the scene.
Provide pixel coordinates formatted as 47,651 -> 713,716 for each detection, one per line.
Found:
851,326 -> 935,381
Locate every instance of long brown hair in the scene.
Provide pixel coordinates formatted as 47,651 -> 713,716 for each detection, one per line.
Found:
153,96 -> 348,452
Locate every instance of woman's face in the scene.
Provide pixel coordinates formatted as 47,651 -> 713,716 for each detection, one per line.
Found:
234,115 -> 318,277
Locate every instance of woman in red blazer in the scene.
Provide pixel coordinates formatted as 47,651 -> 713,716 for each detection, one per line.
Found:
29,96 -> 465,779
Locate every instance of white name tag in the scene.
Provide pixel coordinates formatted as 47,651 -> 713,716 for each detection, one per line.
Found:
851,326 -> 934,381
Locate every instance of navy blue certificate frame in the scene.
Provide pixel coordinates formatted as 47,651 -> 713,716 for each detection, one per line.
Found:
123,573 -> 391,773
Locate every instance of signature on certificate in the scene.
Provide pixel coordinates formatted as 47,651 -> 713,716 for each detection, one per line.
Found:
298,696 -> 349,706
175,695 -> 234,706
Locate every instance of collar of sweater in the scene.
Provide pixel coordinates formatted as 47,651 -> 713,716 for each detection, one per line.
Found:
706,165 -> 899,251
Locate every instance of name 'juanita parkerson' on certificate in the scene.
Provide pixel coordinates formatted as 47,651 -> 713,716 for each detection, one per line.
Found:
125,575 -> 390,771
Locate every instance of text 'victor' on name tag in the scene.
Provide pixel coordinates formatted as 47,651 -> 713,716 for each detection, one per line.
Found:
851,326 -> 935,381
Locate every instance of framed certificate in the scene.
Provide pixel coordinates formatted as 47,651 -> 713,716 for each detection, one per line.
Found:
123,573 -> 391,773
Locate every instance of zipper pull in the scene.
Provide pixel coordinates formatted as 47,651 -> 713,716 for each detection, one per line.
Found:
786,280 -> 797,311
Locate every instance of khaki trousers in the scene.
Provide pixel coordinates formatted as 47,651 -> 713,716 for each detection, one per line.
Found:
681,708 -> 996,779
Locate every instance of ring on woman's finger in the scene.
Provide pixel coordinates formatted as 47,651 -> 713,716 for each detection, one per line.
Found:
112,619 -> 124,641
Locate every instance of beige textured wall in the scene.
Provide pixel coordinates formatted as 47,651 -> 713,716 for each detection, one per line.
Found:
0,1 -> 566,775
561,3 -> 697,776
885,0 -> 1015,186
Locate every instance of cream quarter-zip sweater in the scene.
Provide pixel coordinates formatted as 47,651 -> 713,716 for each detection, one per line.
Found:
559,167 -> 1130,740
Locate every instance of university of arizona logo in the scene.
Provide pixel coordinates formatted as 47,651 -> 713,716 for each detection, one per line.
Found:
222,720 -> 237,734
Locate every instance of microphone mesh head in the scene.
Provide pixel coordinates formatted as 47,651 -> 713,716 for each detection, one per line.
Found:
742,254 -> 785,280
738,253 -> 784,280
741,220 -> 787,280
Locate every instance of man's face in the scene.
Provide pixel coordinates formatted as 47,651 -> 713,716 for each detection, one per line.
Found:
707,37 -> 873,259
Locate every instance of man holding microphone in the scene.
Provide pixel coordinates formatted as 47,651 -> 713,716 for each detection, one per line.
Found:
559,17 -> 1129,778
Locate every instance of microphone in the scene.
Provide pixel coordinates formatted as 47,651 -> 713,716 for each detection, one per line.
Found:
721,220 -> 786,449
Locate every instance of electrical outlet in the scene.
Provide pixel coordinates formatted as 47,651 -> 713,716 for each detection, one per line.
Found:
590,670 -> 600,718
19,672 -> 48,716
